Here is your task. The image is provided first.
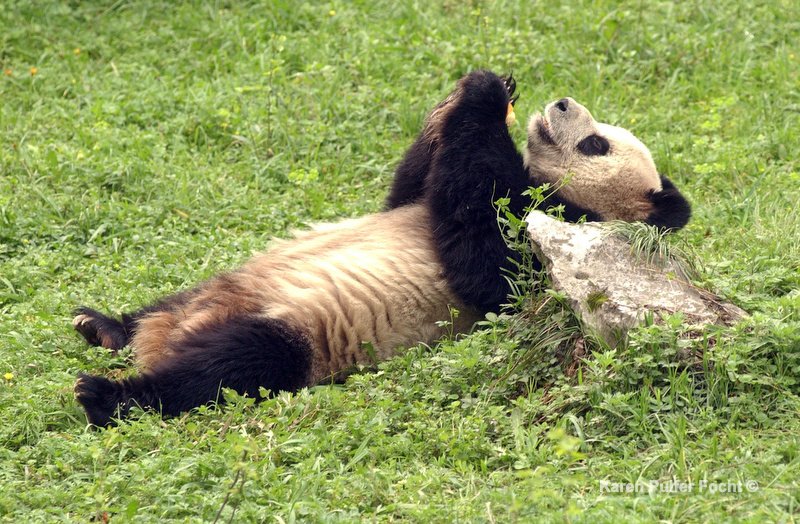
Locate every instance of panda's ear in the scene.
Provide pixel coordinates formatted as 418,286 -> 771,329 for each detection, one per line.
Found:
645,175 -> 691,231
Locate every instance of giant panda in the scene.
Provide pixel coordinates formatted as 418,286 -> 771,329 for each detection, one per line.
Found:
73,71 -> 690,426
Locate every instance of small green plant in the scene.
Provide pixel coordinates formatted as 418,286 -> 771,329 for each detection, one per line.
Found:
434,304 -> 461,342
493,183 -> 551,310
586,290 -> 609,312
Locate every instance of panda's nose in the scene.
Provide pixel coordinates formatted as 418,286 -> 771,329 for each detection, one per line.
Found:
555,98 -> 570,112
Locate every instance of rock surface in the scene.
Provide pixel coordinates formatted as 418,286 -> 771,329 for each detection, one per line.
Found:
526,211 -> 746,344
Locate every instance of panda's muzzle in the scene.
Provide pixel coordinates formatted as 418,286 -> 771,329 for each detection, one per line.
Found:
536,118 -> 556,145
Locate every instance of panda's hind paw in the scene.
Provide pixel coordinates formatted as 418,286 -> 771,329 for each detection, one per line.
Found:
72,306 -> 129,350
74,373 -> 123,427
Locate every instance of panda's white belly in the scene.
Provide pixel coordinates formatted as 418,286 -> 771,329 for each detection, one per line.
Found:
240,204 -> 478,384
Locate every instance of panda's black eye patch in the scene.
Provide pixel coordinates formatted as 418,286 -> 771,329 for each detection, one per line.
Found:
577,134 -> 610,156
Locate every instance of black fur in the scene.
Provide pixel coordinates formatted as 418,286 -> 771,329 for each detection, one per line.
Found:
539,193 -> 601,224
385,132 -> 435,209
423,71 -> 530,312
74,289 -> 199,350
72,306 -> 129,350
385,74 -> 520,211
75,316 -> 312,426
576,134 -> 610,156
646,175 -> 692,231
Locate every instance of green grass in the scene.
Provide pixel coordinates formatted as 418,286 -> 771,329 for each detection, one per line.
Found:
1,0 -> 799,521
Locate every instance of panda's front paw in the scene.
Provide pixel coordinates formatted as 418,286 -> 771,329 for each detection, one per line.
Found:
450,70 -> 514,125
503,74 -> 519,107
502,74 -> 519,126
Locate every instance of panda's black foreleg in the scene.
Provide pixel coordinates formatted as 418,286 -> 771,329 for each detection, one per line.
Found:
386,80 -> 475,209
387,74 -> 519,210
74,316 -> 313,426
425,70 -> 530,313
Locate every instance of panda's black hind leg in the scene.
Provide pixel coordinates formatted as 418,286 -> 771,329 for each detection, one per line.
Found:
74,373 -> 127,427
73,289 -> 200,351
74,315 -> 313,426
72,306 -> 130,350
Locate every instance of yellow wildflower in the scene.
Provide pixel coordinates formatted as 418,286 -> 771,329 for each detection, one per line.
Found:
3,373 -> 13,381
30,66 -> 38,76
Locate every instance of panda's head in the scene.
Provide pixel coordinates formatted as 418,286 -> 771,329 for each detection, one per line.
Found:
524,97 -> 690,229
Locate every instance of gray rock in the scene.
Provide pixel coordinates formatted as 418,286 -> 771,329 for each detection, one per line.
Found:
526,211 -> 746,344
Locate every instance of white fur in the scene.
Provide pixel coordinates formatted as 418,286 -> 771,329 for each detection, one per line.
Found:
524,98 -> 661,221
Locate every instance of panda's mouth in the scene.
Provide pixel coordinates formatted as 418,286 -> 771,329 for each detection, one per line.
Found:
536,115 -> 556,146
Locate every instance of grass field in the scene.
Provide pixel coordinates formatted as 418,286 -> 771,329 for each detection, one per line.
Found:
1,0 -> 799,521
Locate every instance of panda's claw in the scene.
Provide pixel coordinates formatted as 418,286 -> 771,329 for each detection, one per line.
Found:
503,73 -> 517,104
72,314 -> 91,327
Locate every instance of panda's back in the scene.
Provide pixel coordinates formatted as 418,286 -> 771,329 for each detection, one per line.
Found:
131,204 -> 473,385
